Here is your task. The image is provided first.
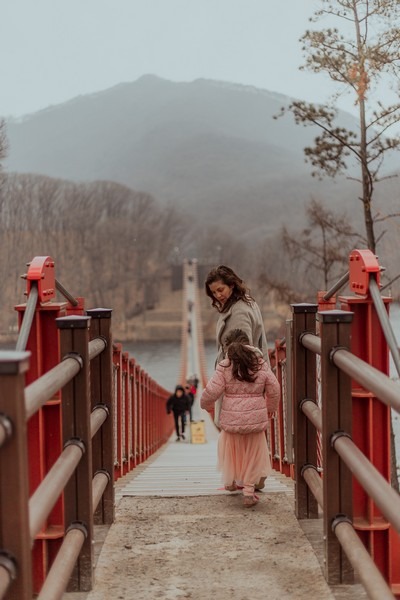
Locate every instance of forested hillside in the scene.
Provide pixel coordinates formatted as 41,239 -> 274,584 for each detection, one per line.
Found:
1,76 -> 399,339
6,75 -> 398,238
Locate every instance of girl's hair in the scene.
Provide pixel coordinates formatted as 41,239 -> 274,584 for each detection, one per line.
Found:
204,265 -> 254,313
224,329 -> 261,383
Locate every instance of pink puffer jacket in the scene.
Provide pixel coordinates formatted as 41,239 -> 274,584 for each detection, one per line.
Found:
200,358 -> 280,434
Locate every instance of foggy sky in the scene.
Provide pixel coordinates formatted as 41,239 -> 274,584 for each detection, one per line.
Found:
2,0 -> 358,119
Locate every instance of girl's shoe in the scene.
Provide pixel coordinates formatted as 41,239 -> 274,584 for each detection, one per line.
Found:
224,483 -> 238,492
243,494 -> 259,508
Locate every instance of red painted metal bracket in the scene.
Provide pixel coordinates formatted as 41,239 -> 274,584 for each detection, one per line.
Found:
26,256 -> 56,303
349,249 -> 380,296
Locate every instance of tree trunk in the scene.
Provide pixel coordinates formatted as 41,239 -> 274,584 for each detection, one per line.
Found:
358,97 -> 376,253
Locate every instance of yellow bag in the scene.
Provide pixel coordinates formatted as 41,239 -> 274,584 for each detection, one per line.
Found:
190,420 -> 206,444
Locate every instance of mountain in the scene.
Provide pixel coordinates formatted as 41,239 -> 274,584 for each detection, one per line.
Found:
4,75 -> 398,237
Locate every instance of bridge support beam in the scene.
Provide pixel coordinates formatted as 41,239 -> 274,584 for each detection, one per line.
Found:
57,315 -> 93,592
319,310 -> 354,585
0,352 -> 32,600
291,303 -> 318,520
86,309 -> 115,526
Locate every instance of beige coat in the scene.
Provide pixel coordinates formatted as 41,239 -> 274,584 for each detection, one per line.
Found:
215,299 -> 270,365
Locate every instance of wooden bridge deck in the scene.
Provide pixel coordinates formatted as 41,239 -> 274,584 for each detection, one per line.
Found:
114,413 -> 289,499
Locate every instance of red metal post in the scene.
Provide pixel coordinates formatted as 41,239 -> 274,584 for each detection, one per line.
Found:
124,354 -> 133,473
121,352 -> 128,476
317,290 -> 337,312
137,366 -> 144,465
149,378 -> 154,455
65,297 -> 85,316
340,249 -> 400,595
15,257 -> 67,593
129,358 -> 137,467
112,344 -> 123,481
144,372 -> 149,460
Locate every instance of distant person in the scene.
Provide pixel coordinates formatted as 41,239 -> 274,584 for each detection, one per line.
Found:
185,384 -> 195,421
205,265 -> 271,366
166,385 -> 191,442
200,329 -> 280,507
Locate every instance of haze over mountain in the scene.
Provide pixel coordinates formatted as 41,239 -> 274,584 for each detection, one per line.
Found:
4,75 -> 398,239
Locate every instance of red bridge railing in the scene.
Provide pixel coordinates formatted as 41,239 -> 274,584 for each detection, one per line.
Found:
268,249 -> 400,599
0,256 -> 173,599
112,343 -> 172,480
2,250 -> 400,598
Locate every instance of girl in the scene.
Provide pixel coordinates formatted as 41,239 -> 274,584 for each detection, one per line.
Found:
200,329 -> 280,507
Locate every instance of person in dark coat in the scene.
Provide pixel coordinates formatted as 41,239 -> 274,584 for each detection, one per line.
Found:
166,385 -> 191,441
185,384 -> 195,422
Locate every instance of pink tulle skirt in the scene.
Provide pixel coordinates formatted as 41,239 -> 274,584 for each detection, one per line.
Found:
217,430 -> 272,489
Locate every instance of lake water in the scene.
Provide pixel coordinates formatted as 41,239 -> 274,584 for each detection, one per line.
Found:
124,303 -> 400,388
122,340 -> 217,391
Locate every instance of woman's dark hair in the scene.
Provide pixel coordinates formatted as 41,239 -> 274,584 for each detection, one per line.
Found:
204,265 -> 254,313
224,329 -> 261,382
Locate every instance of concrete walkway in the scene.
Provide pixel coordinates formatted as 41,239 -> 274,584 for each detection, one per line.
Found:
63,413 -> 368,600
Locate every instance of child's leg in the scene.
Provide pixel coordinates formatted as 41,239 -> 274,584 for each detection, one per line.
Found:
243,483 -> 256,497
180,413 -> 185,435
173,413 -> 180,438
243,483 -> 259,507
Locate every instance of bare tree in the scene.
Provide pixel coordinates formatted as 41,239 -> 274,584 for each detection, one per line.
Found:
0,119 -> 7,164
277,0 -> 400,253
282,198 -> 357,289
0,172 -> 193,334
0,119 -> 8,189
193,225 -> 249,275
278,2 -> 400,491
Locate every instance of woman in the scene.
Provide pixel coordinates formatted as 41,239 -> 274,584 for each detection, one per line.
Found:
205,265 -> 270,365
